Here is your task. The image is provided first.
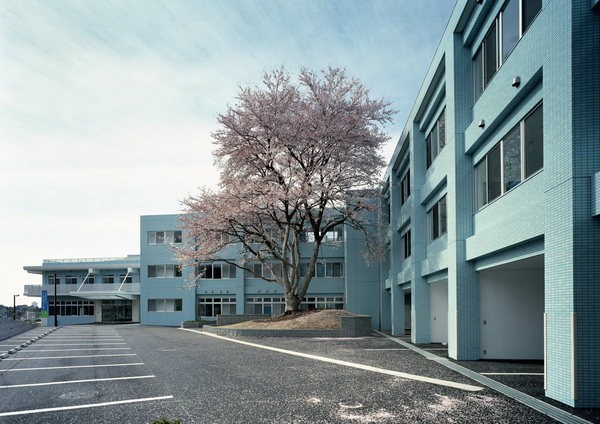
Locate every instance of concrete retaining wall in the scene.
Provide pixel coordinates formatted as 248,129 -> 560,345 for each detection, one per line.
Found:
216,314 -> 269,325
205,315 -> 372,338
0,318 -> 38,341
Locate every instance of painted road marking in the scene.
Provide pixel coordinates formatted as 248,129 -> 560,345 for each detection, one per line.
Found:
481,373 -> 544,376
0,396 -> 174,417
3,363 -> 144,372
0,375 -> 155,389
183,329 -> 483,392
26,348 -> 132,352
2,354 -> 137,361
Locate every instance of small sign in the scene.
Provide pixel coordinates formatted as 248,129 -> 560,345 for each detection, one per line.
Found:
41,290 -> 48,318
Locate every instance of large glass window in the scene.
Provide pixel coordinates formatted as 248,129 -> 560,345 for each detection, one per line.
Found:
428,196 -> 447,242
199,263 -> 237,279
148,230 -> 183,245
148,265 -> 182,278
299,262 -> 344,278
198,297 -> 236,317
426,109 -> 446,169
475,103 -> 543,210
473,0 -> 542,101
65,275 -> 77,284
149,298 -> 182,312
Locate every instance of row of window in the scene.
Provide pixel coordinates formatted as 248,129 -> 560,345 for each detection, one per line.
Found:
48,300 -> 95,316
148,230 -> 183,245
196,296 -> 346,318
48,275 -> 132,284
198,263 -> 237,279
198,297 -> 236,317
299,262 -> 344,278
148,265 -> 182,278
473,0 -> 542,101
148,298 -> 183,312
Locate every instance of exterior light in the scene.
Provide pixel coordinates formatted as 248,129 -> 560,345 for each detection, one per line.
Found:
512,76 -> 521,87
478,119 -> 485,128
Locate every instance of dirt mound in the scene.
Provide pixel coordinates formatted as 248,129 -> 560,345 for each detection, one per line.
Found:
224,309 -> 356,330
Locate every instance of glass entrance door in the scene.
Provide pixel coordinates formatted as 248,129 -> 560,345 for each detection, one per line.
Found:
101,300 -> 132,323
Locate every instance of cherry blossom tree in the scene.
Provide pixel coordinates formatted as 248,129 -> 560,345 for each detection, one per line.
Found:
176,67 -> 395,312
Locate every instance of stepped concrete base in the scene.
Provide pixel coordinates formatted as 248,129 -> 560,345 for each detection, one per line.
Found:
204,315 -> 372,338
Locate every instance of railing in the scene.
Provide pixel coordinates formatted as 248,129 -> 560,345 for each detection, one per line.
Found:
43,256 -> 139,264
23,284 -> 140,296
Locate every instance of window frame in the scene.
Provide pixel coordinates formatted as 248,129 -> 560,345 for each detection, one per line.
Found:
148,230 -> 183,245
474,102 -> 543,211
148,265 -> 183,279
427,196 -> 447,243
426,108 -> 446,169
400,169 -> 411,206
401,229 -> 411,260
473,0 -> 542,102
148,298 -> 183,312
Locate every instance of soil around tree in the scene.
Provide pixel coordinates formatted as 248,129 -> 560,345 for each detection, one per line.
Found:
223,309 -> 356,330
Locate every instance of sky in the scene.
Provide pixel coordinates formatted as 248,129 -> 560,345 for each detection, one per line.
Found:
0,0 -> 456,307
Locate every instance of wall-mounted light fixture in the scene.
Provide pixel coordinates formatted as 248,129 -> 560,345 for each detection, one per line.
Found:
512,76 -> 521,87
478,119 -> 485,128
476,0 -> 483,4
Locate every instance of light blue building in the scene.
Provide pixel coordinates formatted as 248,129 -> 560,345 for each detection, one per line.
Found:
22,0 -> 599,409
24,214 -> 379,328
380,0 -> 599,408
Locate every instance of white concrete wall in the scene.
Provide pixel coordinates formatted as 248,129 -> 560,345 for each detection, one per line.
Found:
430,280 -> 448,343
480,269 -> 544,359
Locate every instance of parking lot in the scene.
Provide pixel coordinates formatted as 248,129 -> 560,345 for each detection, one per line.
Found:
0,325 -> 597,423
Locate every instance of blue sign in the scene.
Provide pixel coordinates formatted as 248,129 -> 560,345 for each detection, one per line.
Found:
41,290 -> 48,318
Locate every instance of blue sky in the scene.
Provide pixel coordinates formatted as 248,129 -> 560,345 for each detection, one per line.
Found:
0,0 -> 456,306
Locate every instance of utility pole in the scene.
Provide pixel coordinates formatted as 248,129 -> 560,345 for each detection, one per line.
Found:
13,294 -> 19,320
53,273 -> 58,327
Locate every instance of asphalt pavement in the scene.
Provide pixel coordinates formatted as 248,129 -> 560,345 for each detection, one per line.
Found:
0,324 -> 598,423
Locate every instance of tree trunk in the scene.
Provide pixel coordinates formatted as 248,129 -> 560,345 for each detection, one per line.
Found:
284,292 -> 302,312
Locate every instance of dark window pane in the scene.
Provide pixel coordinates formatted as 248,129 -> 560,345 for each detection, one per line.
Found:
488,144 -> 502,201
504,125 -> 522,192
473,48 -> 484,100
156,231 -> 165,244
502,0 -> 520,62
426,134 -> 432,168
205,265 -> 213,279
432,204 -> 440,240
174,231 -> 183,243
484,21 -> 497,86
523,0 -> 542,32
525,104 -> 543,178
213,264 -> 222,279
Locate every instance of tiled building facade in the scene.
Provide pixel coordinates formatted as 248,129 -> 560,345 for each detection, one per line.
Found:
380,0 -> 599,408
22,0 -> 598,409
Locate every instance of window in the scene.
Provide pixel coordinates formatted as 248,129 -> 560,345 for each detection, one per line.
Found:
299,296 -> 344,311
119,275 -> 133,284
198,297 -> 236,317
49,300 -> 94,316
473,0 -> 542,100
475,103 -> 543,210
148,298 -> 183,312
400,170 -> 410,205
426,108 -> 446,169
401,230 -> 411,260
65,275 -> 77,284
299,262 -> 344,278
85,275 -> 95,285
324,225 -> 343,242
148,230 -> 183,245
199,263 -> 237,279
48,275 -> 59,285
244,263 -> 283,279
148,265 -> 183,278
428,196 -> 447,242
102,275 -> 115,284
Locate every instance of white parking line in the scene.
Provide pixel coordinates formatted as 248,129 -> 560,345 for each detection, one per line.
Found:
0,396 -> 174,417
0,375 -> 155,389
185,329 -> 483,392
31,348 -> 132,352
3,363 -> 144,372
2,354 -> 137,361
